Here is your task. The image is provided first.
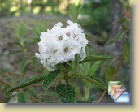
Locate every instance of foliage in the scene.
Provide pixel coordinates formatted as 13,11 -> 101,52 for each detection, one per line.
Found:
0,0 -> 130,103
80,55 -> 114,63
5,22 -> 113,103
0,0 -> 11,17
68,0 -> 111,34
56,84 -> 76,103
42,70 -> 59,90
6,74 -> 47,93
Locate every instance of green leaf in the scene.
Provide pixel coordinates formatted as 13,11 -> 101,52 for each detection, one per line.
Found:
72,74 -> 107,91
88,76 -> 107,91
66,62 -> 73,71
108,32 -> 125,44
20,60 -> 31,74
6,75 -> 47,93
37,92 -> 58,97
33,22 -> 48,38
76,100 -> 92,103
117,32 -> 125,41
89,61 -> 101,76
16,23 -> 25,46
17,92 -> 26,103
80,55 -> 113,63
56,84 -> 76,103
74,54 -> 80,67
124,42 -> 130,64
42,70 -> 59,90
26,87 -> 38,99
69,4 -> 78,22
106,67 -> 115,83
10,49 -> 22,55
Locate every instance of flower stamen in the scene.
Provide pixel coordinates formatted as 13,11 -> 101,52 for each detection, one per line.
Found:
64,47 -> 69,53
66,32 -> 70,36
58,35 -> 63,40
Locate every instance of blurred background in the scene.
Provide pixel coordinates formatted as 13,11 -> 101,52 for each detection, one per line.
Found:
0,0 -> 130,103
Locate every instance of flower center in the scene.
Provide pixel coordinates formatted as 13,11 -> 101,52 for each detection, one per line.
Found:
64,47 -> 69,53
58,35 -> 63,40
53,49 -> 57,53
66,32 -> 70,36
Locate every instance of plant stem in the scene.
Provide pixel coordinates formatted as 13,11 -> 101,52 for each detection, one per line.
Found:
63,64 -> 69,84
64,71 -> 69,84
84,83 -> 90,101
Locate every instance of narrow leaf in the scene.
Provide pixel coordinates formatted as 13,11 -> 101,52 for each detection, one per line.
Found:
74,54 -> 80,68
88,76 -> 107,90
117,32 -> 125,41
20,60 -> 31,74
6,75 -> 47,93
106,67 -> 115,83
10,49 -> 21,55
80,55 -> 113,63
42,70 -> 59,90
72,74 -> 107,91
91,76 -> 105,85
89,61 -> 101,76
124,42 -> 130,64
17,92 -> 26,103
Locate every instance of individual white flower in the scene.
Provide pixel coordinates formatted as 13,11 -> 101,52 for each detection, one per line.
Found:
62,39 -> 79,62
35,20 -> 88,71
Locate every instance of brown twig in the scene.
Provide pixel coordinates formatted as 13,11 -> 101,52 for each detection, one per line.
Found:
0,79 -> 13,86
3,72 -> 20,76
97,91 -> 107,103
29,96 -> 41,103
97,52 -> 125,103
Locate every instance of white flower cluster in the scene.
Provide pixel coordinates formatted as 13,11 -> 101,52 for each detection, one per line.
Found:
35,20 -> 88,71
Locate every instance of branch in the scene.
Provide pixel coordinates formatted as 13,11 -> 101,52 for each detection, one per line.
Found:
97,52 -> 125,103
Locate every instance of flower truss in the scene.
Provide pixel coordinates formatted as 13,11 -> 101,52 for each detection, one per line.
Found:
35,20 -> 88,71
